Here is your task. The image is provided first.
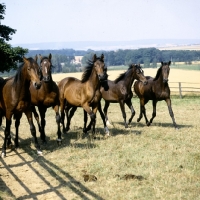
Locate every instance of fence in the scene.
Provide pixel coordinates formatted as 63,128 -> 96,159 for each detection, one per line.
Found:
132,82 -> 200,99
170,82 -> 200,98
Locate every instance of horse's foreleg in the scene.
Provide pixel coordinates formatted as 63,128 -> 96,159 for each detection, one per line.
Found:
98,101 -> 109,136
38,107 -> 47,144
125,98 -> 135,125
1,118 -> 12,158
149,100 -> 157,125
25,110 -> 41,155
165,98 -> 178,129
83,109 -> 88,133
103,101 -> 111,126
119,101 -> 128,128
53,104 -> 62,145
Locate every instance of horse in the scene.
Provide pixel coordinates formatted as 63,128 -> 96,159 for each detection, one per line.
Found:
0,56 -> 42,157
99,64 -> 148,128
133,61 -> 178,128
14,54 -> 62,147
58,54 -> 108,136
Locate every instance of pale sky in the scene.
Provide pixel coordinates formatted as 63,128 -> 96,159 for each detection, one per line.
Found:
2,0 -> 200,45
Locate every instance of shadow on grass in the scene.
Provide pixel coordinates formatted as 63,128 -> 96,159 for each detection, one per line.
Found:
0,130 -> 104,200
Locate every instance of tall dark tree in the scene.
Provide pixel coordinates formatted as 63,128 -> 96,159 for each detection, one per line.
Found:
0,3 -> 28,72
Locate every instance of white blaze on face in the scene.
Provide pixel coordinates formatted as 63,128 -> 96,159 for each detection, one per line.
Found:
45,66 -> 47,73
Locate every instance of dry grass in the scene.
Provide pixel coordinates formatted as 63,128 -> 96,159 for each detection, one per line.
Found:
0,95 -> 200,199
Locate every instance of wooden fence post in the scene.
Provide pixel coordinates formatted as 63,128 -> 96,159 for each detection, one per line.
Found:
179,82 -> 182,99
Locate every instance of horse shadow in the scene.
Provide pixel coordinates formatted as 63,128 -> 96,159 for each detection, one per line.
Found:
0,129 -> 104,200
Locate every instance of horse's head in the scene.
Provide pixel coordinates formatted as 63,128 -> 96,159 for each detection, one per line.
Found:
23,56 -> 42,89
161,61 -> 171,83
93,54 -> 108,82
39,53 -> 52,82
133,64 -> 148,85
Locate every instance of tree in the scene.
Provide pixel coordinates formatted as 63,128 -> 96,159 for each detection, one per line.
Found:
0,3 -> 28,72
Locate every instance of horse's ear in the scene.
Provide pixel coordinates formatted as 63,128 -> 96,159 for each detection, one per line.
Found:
23,57 -> 29,64
35,55 -> 38,62
49,53 -> 52,61
39,54 -> 42,61
101,54 -> 104,61
168,61 -> 171,66
93,54 -> 97,62
161,61 -> 163,66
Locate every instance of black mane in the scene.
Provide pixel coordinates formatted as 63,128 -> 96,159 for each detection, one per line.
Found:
114,64 -> 142,83
81,57 -> 102,83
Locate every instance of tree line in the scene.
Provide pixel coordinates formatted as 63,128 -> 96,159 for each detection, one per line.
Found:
26,48 -> 200,73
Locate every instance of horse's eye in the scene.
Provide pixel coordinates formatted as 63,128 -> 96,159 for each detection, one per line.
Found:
28,68 -> 31,71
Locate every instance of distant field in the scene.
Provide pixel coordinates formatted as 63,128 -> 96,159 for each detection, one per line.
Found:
158,44 -> 200,51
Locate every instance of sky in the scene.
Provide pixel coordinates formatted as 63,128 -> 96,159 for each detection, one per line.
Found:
2,0 -> 200,45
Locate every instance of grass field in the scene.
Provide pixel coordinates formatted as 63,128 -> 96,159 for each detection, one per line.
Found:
0,94 -> 200,199
0,69 -> 200,199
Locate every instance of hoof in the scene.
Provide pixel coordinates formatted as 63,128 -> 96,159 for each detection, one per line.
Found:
37,150 -> 43,156
106,120 -> 112,126
57,138 -> 62,145
104,127 -> 110,135
1,152 -> 6,158
137,118 -> 141,122
146,122 -> 151,126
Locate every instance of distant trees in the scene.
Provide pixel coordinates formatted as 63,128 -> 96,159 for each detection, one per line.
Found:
25,47 -> 200,73
0,3 -> 28,72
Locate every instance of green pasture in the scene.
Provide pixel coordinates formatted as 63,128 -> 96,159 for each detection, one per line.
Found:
0,96 -> 200,199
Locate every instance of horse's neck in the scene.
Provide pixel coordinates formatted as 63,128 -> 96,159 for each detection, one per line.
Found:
155,73 -> 167,89
87,69 -> 100,91
14,68 -> 30,99
42,78 -> 54,92
123,70 -> 135,91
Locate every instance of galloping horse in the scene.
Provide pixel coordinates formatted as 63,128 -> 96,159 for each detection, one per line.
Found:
134,61 -> 178,128
58,54 -> 108,135
14,54 -> 61,146
100,64 -> 148,128
0,56 -> 42,157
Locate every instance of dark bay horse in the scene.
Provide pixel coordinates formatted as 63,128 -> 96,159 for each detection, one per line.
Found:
100,64 -> 148,128
134,61 -> 177,128
14,54 -> 61,146
58,54 -> 108,135
0,56 -> 42,157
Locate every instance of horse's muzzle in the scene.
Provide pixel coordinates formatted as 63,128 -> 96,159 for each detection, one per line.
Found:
43,75 -> 50,82
163,79 -> 168,83
34,81 -> 42,89
98,73 -> 108,82
143,80 -> 148,85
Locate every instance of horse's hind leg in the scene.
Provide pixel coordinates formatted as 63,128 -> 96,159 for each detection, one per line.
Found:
149,100 -> 157,125
14,112 -> 23,148
52,104 -> 62,145
119,101 -> 128,128
1,118 -> 12,157
65,106 -> 77,132
125,98 -> 135,125
165,98 -> 178,128
98,101 -> 109,136
103,101 -> 111,126
38,106 -> 47,144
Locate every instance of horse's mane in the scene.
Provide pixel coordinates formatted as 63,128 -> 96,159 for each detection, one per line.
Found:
114,64 -> 142,83
81,57 -> 102,83
13,57 -> 34,85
